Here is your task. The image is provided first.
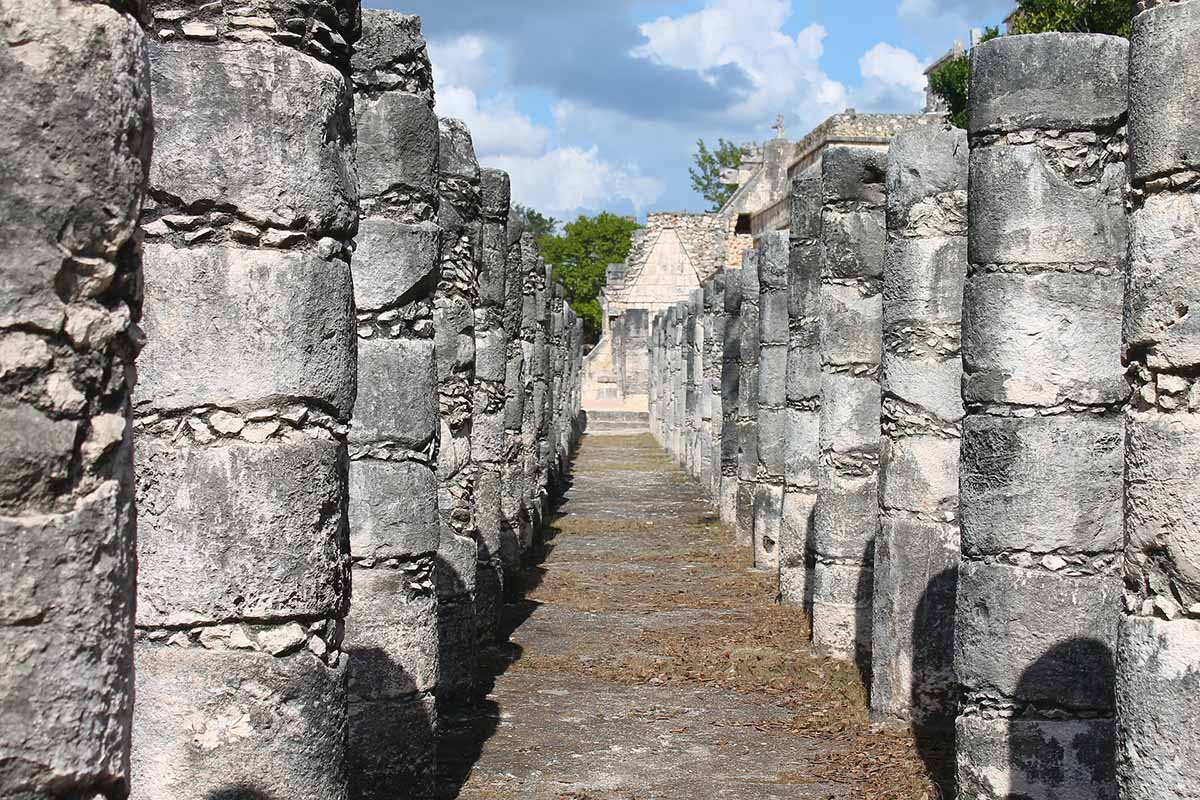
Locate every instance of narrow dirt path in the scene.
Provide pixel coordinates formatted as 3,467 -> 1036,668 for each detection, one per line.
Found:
439,433 -> 939,799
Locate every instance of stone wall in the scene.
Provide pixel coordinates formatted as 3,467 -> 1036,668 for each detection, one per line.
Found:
1,7 -> 584,798
0,2 -> 150,796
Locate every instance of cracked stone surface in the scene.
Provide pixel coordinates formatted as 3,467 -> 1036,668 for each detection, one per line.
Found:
439,433 -> 938,800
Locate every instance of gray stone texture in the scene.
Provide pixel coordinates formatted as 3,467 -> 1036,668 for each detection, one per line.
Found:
1119,3 -> 1200,798
754,232 -> 789,569
812,145 -> 886,663
957,32 -> 1128,800
736,251 -> 761,548
781,177 -> 822,609
704,274 -> 727,501
871,125 -> 967,729
0,0 -> 150,795
345,12 -> 440,799
131,4 -> 361,798
434,117 -> 482,708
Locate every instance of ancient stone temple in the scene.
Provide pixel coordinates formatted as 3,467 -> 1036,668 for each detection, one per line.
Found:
0,2 -> 150,796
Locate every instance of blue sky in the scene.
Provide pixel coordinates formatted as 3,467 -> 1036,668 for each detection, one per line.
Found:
372,0 -> 1013,221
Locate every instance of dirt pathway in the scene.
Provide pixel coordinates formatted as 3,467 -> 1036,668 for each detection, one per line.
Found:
438,433 -> 940,799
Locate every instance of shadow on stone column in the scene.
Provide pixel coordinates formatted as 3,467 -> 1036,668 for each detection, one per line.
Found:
910,567 -> 958,799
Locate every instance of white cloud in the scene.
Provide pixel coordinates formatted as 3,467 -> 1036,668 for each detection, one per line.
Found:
489,146 -> 664,220
427,34 -> 493,92
854,42 -> 928,112
434,85 -> 550,159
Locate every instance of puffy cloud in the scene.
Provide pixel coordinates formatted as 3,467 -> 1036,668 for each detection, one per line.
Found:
895,0 -> 1012,49
488,146 -> 664,219
434,86 -> 550,159
854,42 -> 928,112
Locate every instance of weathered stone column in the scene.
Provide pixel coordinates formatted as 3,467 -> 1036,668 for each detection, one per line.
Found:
698,283 -> 715,492
1119,3 -> 1200,796
719,269 -> 743,526
520,256 -> 549,536
549,281 -> 568,489
754,232 -> 789,569
434,118 -> 481,708
670,302 -> 687,461
705,274 -> 727,501
534,263 -> 555,505
345,11 -> 440,797
870,127 -> 966,741
648,315 -> 661,440
781,177 -> 822,608
473,168 -> 511,645
812,146 -> 886,663
957,33 -> 1128,799
736,251 -> 761,547
499,227 -> 529,576
685,290 -> 702,475
0,3 -> 149,795
132,5 -> 360,797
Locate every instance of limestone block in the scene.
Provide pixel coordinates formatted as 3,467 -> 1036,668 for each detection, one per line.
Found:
149,40 -> 357,237
960,414 -> 1123,556
819,372 -> 881,454
757,346 -> 788,409
822,145 -> 887,205
434,298 -> 475,384
438,118 -> 480,181
819,284 -> 881,367
356,91 -> 438,200
780,489 -> 816,607
962,270 -> 1126,406
814,470 -> 879,561
0,404 -> 79,513
1115,615 -> 1200,800
955,561 -> 1120,709
136,438 -> 349,627
352,10 -> 429,93
756,406 -> 786,477
968,146 -> 1127,267
879,434 -> 959,515
138,243 -> 356,417
1125,192 -> 1200,370
1125,410 -> 1200,606
735,479 -> 755,544
352,219 -> 440,311
346,569 -> 438,697
1129,0 -> 1200,181
752,482 -> 783,569
956,715 -> 1116,800
351,337 -> 437,446
883,237 -> 966,325
0,482 -> 134,795
349,694 -> 437,800
870,515 -> 958,723
132,643 -> 348,799
811,562 -> 872,659
437,597 -> 478,704
349,461 -> 439,561
882,356 -> 964,426
968,33 -> 1129,135
885,125 -> 968,228
784,408 -> 820,488
821,210 -> 886,281
474,326 -> 508,384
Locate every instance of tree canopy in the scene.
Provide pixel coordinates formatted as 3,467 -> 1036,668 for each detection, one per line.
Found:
512,204 -> 559,241
1008,0 -> 1132,37
928,26 -> 1000,129
689,138 -> 743,212
537,212 -> 640,343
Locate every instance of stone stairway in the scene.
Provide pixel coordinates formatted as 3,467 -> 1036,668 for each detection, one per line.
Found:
582,409 -> 652,435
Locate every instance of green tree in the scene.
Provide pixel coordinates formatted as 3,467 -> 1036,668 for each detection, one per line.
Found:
1009,0 -> 1132,37
929,26 -> 1001,129
512,204 -> 559,241
538,212 -> 640,342
689,138 -> 742,211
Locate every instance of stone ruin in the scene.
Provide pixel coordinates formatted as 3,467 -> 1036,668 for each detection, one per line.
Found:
0,4 -> 582,799
650,16 -> 1200,799
6,1 -> 1200,799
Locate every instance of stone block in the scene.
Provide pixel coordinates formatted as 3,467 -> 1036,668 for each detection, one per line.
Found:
352,337 -> 437,447
1125,192 -> 1200,370
433,299 -> 475,381
759,290 -> 789,346
136,438 -> 349,627
1115,615 -> 1200,800
883,236 -> 966,326
346,568 -> 438,697
960,414 -> 1123,556
821,208 -> 885,280
882,355 -> 964,425
968,145 -> 1126,267
819,284 -> 881,367
791,176 -> 823,238
784,407 -> 820,488
0,481 -> 134,794
757,346 -> 788,408
811,561 -> 873,660
819,372 -> 881,454
756,405 -> 786,478
814,469 -> 878,561
132,644 -> 348,800
349,694 -> 436,800
735,479 -> 755,547
753,482 -> 783,569
474,326 -> 508,384
352,10 -> 427,87
148,40 -> 357,236
1129,0 -> 1200,182
139,243 -> 356,417
780,489 -> 816,607
880,434 -> 959,515
1125,410 -> 1200,605
822,145 -> 887,205
962,270 -> 1126,406
353,219 -> 440,312
786,344 -> 821,405
437,597 -> 478,704
955,561 -> 1120,709
438,118 -> 479,181
968,33 -> 1129,135
870,514 -> 958,723
0,403 -> 78,513
356,90 -> 438,199
886,125 -> 968,225
956,715 -> 1115,800
435,528 -> 477,599
349,460 -> 439,561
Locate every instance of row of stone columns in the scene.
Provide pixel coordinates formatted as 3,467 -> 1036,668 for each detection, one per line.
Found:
1,5 -> 584,798
649,23 -> 1200,799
